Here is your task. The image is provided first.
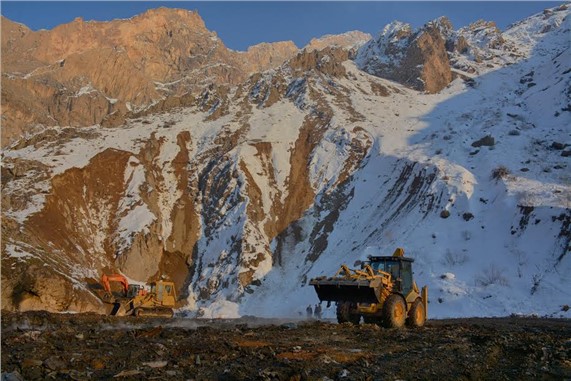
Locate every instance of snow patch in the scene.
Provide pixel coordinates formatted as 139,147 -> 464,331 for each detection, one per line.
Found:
198,299 -> 240,319
114,157 -> 156,255
76,85 -> 96,97
5,244 -> 35,260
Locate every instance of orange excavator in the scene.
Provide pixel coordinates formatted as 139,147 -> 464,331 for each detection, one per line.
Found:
101,273 -> 130,302
99,273 -> 176,318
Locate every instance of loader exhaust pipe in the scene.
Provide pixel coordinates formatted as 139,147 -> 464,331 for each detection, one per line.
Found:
422,286 -> 428,320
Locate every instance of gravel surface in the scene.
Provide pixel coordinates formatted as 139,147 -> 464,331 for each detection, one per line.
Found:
2,311 -> 570,380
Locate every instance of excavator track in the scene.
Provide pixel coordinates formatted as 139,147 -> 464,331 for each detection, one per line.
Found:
133,307 -> 174,318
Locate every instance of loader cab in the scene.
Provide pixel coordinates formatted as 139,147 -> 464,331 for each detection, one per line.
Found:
367,256 -> 414,294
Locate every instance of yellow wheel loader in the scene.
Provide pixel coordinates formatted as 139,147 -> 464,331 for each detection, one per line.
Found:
309,248 -> 428,328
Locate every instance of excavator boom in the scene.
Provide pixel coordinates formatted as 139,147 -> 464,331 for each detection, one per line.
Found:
101,274 -> 129,295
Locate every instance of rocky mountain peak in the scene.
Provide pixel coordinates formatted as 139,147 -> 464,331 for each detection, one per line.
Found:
427,16 -> 454,37
1,16 -> 32,50
1,15 -> 31,33
0,8 -> 301,147
355,18 -> 452,93
131,7 -> 208,32
289,46 -> 350,77
379,20 -> 413,42
241,40 -> 299,73
304,30 -> 372,51
462,19 -> 505,49
468,19 -> 499,32
355,6 -> 565,92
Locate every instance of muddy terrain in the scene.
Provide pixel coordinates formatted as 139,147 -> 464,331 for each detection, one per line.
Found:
1,311 -> 570,380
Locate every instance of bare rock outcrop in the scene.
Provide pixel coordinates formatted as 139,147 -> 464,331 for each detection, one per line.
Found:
445,19 -> 523,75
305,30 -> 372,51
240,41 -> 299,73
355,19 -> 452,93
1,44 -> 379,312
289,47 -> 351,77
0,8 -> 299,147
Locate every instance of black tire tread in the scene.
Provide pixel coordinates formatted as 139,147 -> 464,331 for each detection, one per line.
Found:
406,299 -> 426,327
336,302 -> 360,325
382,294 -> 406,328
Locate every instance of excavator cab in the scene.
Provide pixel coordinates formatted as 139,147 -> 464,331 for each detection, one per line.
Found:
126,284 -> 143,298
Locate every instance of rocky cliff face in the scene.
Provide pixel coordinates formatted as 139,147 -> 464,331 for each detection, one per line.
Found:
1,8 -> 299,147
2,5 -> 570,318
355,19 -> 453,93
353,8 -> 567,92
1,43 -> 385,313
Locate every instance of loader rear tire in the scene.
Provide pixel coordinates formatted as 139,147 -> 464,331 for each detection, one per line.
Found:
382,294 -> 406,328
407,299 -> 426,327
336,302 -> 360,325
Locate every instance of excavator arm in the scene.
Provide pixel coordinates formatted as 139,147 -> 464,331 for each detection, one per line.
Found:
101,274 -> 129,297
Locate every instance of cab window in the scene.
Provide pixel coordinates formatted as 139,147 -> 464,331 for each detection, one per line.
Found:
401,261 -> 412,294
371,261 -> 387,272
372,260 -> 397,277
385,261 -> 400,279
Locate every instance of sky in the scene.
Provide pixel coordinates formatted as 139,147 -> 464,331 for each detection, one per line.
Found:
0,1 -> 561,51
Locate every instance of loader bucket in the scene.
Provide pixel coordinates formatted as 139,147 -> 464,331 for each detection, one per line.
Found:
310,279 -> 382,304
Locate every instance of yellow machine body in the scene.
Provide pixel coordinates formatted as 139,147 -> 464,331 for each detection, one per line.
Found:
101,275 -> 177,318
309,248 -> 428,328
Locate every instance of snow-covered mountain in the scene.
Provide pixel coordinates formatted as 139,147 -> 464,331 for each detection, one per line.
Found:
355,17 -> 456,94
1,4 -> 570,318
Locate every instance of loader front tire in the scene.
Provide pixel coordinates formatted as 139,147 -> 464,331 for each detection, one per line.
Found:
382,294 -> 406,328
407,299 -> 426,327
336,302 -> 360,325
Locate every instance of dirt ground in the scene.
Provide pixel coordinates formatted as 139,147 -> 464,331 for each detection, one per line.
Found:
1,311 -> 570,380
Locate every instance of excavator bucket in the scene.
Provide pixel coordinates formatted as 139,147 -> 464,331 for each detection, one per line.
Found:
310,279 -> 382,304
